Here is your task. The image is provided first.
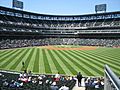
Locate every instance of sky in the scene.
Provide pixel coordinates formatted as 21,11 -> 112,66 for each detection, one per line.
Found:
0,0 -> 120,15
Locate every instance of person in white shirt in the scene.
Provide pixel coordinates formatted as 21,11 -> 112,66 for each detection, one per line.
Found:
55,72 -> 60,78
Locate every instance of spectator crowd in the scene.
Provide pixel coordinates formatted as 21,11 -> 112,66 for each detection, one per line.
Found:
0,38 -> 120,49
0,70 -> 76,90
84,77 -> 104,90
0,70 -> 105,90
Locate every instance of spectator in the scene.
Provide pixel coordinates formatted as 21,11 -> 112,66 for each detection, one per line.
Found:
77,72 -> 82,87
55,72 -> 60,82
50,81 -> 59,90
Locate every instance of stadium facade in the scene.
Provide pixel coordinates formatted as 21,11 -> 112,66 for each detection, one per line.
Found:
0,6 -> 120,39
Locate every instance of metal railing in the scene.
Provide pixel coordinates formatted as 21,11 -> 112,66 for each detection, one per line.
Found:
104,65 -> 120,90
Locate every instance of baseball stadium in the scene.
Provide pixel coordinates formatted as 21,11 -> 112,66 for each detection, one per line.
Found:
0,1 -> 120,90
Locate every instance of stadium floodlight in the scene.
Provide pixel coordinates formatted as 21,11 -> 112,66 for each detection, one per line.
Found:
12,0 -> 23,9
95,4 -> 107,13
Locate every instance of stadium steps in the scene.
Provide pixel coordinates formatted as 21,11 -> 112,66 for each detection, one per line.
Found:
72,78 -> 85,90
72,87 -> 85,90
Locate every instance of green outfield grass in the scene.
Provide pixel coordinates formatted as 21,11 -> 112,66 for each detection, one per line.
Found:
0,45 -> 120,76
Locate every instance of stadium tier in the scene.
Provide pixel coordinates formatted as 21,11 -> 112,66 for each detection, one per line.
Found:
0,6 -> 120,38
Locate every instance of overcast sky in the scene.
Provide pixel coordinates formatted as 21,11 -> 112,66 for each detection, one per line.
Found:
0,0 -> 120,15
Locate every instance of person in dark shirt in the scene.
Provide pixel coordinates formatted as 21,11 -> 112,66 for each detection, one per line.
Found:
77,72 -> 82,87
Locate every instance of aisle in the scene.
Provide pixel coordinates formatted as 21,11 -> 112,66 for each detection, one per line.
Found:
72,78 -> 85,90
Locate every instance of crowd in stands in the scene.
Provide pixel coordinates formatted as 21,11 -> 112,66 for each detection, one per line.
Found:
1,17 -> 120,29
0,70 -> 76,90
0,70 -> 105,90
84,77 -> 104,90
0,38 -> 120,49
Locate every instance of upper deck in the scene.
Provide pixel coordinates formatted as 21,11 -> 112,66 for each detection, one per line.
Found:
0,6 -> 120,21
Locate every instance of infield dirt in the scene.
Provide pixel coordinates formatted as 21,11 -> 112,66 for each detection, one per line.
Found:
40,46 -> 97,50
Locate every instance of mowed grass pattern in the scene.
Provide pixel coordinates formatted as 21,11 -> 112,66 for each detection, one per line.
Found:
0,46 -> 120,76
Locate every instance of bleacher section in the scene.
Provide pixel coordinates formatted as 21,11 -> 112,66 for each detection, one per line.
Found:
0,38 -> 120,49
0,70 -> 106,90
0,71 -> 76,90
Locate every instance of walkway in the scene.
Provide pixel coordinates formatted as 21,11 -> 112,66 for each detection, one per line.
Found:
72,78 -> 85,90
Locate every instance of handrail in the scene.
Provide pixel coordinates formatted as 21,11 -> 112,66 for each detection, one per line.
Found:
104,65 -> 120,90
